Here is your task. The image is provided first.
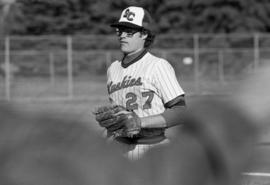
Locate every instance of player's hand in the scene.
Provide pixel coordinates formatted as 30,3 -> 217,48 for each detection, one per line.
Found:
94,105 -> 125,132
114,109 -> 141,137
94,105 -> 141,137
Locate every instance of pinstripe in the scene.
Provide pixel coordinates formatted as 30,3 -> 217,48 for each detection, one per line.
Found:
155,60 -> 184,103
157,62 -> 175,99
107,52 -> 184,160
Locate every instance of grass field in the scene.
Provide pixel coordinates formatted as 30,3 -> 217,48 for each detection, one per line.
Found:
1,76 -> 270,185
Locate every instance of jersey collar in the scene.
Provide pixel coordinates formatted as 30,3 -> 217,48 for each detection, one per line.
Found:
121,49 -> 148,68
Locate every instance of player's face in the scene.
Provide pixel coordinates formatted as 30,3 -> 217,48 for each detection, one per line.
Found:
116,27 -> 146,54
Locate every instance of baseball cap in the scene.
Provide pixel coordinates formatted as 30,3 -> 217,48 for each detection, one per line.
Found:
111,6 -> 154,31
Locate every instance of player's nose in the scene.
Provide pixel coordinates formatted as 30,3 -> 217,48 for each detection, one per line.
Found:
119,36 -> 127,42
119,32 -> 128,39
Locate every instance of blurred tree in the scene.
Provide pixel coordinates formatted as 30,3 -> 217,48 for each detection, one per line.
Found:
7,0 -> 270,35
184,0 -> 269,33
15,0 -> 95,35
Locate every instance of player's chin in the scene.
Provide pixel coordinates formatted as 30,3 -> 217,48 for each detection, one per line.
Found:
120,45 -> 131,53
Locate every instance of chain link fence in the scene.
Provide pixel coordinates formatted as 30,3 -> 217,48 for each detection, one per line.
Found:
0,34 -> 270,101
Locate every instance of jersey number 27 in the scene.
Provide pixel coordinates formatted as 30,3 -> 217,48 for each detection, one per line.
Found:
126,91 -> 154,110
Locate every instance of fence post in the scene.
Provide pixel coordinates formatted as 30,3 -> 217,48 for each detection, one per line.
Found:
105,51 -> 111,69
193,34 -> 200,94
161,50 -> 167,59
49,52 -> 55,86
67,36 -> 73,100
218,50 -> 225,84
254,33 -> 260,72
4,36 -> 10,101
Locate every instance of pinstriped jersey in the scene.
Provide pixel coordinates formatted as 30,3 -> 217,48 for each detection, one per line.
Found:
107,51 -> 184,122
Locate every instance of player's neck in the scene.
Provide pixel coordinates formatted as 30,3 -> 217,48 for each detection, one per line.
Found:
126,48 -> 144,57
121,48 -> 147,68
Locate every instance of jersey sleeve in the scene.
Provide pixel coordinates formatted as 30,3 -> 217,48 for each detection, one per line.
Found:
106,61 -> 116,98
107,65 -> 111,81
106,65 -> 111,93
106,61 -> 119,104
153,59 -> 185,104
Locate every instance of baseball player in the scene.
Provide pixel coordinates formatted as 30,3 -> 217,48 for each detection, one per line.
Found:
95,6 -> 186,160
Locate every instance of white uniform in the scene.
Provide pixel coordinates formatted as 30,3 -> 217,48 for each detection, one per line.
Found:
107,51 -> 185,160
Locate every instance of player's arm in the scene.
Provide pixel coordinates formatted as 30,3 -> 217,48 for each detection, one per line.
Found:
141,59 -> 186,129
141,94 -> 186,129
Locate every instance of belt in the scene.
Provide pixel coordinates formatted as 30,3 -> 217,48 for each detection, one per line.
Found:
115,134 -> 166,145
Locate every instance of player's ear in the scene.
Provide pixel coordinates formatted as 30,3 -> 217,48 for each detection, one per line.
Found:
140,30 -> 148,39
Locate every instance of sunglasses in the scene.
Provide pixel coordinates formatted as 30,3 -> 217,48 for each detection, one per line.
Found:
115,27 -> 140,37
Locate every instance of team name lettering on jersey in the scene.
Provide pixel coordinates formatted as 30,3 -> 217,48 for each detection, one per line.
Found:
107,75 -> 142,94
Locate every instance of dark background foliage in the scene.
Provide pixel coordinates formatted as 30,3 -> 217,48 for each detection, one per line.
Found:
4,0 -> 270,35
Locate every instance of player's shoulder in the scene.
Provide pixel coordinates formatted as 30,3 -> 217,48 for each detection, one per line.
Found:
147,52 -> 172,68
146,52 -> 167,63
107,60 -> 121,70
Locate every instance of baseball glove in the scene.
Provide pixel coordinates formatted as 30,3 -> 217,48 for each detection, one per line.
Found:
94,105 -> 141,137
